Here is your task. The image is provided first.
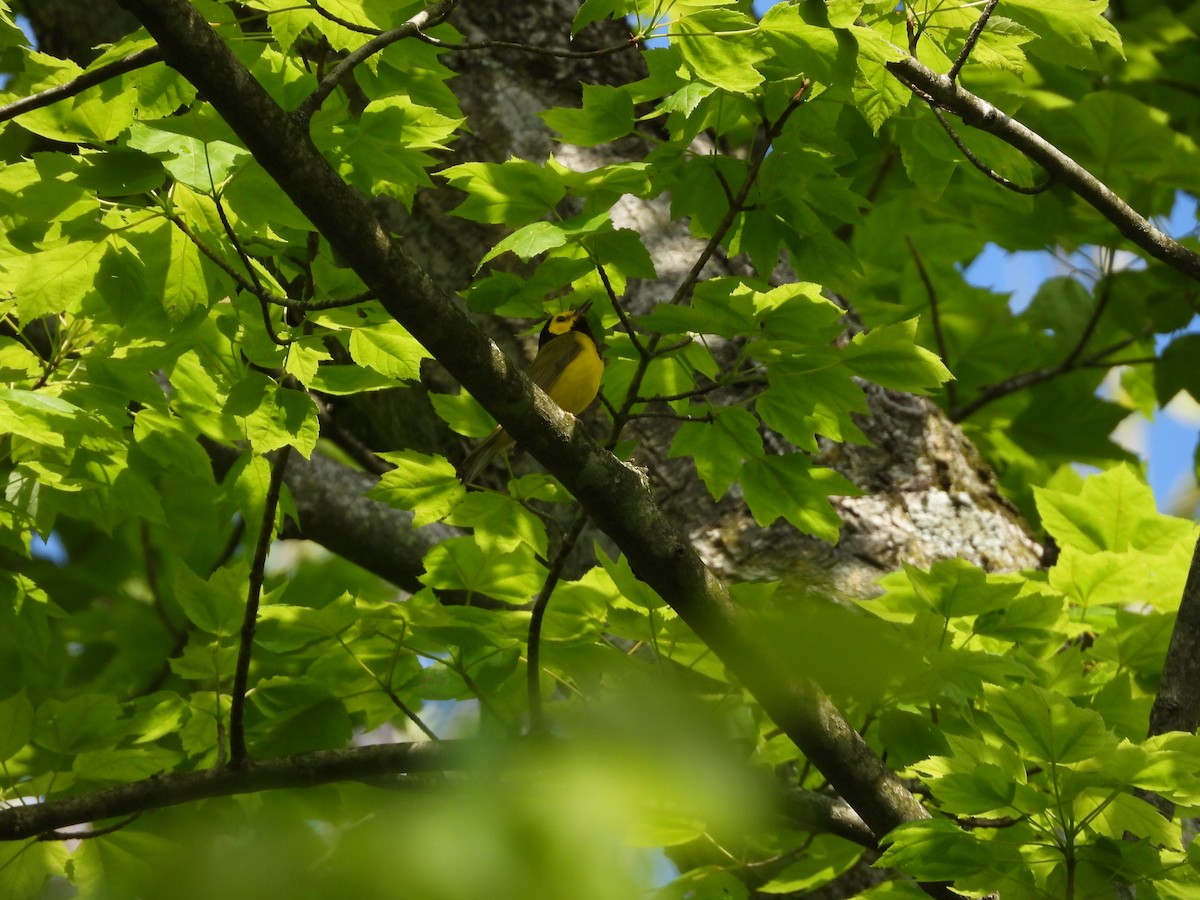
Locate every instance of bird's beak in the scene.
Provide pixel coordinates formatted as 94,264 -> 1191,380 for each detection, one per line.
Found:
577,299 -> 593,315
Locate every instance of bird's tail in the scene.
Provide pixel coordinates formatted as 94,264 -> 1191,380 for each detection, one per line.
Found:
458,426 -> 514,485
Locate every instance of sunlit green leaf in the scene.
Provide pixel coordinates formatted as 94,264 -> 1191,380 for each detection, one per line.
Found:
741,454 -> 856,542
420,536 -> 546,605
986,684 -> 1117,765
369,450 -> 465,527
542,84 -> 635,145
443,159 -> 567,226
1000,0 -> 1123,69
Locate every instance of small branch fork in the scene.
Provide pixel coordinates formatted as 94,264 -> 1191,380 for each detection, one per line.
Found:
295,0 -> 458,121
947,0 -> 999,83
169,210 -> 372,316
906,1 -> 1052,195
948,273 -> 1144,421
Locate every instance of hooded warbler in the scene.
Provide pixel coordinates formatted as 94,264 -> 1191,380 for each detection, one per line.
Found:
459,301 -> 604,484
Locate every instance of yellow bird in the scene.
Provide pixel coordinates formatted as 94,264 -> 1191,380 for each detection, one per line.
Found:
459,301 -> 604,484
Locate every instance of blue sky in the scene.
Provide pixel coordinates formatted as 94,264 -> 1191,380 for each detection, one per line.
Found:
965,193 -> 1200,514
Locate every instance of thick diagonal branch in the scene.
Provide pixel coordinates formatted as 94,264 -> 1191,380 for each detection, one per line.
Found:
114,0 -> 933,853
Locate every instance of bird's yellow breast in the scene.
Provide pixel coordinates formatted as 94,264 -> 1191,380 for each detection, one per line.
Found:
539,332 -> 603,415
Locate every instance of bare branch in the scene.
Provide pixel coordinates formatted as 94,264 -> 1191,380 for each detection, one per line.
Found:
905,236 -> 957,408
294,0 -> 458,122
0,741 -> 474,840
527,509 -> 589,734
229,446 -> 292,767
0,47 -> 162,124
886,56 -> 1200,282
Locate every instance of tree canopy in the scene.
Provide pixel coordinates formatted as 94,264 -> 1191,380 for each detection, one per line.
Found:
1,1 -> 1200,897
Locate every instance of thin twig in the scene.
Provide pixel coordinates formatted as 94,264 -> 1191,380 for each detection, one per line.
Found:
307,0 -> 380,35
950,331 -> 1147,422
637,375 -> 767,404
0,741 -> 474,840
1060,272 -> 1113,369
415,29 -> 638,59
667,84 -> 810,310
210,189 -> 294,348
650,336 -> 695,357
1081,355 -> 1156,368
948,0 -> 1000,83
905,236 -> 957,407
905,5 -> 920,56
140,523 -> 179,639
594,261 -> 647,359
0,47 -> 163,124
928,105 -> 1053,195
605,84 -> 811,449
171,213 -> 372,310
834,148 -> 896,245
228,447 -> 293,768
627,409 -> 715,423
294,0 -> 458,122
336,636 -> 438,740
316,407 -> 393,476
527,509 -> 590,735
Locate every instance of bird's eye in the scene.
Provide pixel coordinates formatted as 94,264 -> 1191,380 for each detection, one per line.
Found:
556,315 -> 568,322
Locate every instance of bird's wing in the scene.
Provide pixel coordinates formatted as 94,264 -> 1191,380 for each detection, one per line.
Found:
526,333 -> 585,392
